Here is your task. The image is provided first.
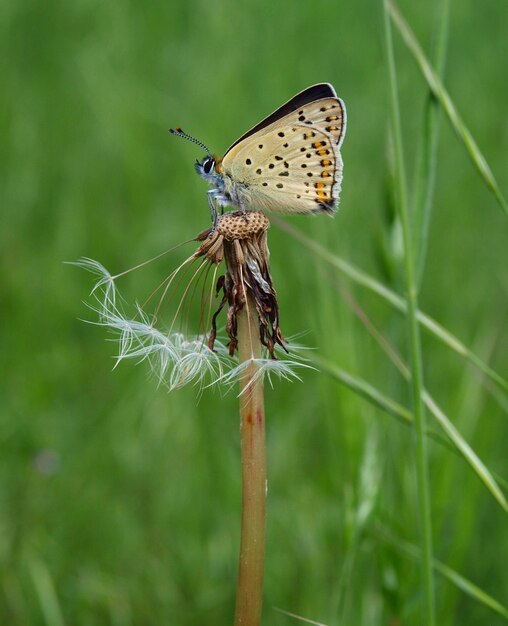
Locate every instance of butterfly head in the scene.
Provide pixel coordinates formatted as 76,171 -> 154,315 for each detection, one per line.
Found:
169,127 -> 222,184
195,154 -> 218,182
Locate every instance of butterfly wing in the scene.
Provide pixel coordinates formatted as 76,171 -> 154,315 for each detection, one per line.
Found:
221,124 -> 341,214
220,84 -> 346,214
224,83 -> 346,153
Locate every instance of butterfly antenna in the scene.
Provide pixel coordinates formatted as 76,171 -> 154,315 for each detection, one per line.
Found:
169,127 -> 212,157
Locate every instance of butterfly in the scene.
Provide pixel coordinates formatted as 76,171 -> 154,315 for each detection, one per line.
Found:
170,83 -> 346,228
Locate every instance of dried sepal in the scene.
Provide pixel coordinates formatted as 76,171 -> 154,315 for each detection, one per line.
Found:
195,211 -> 286,359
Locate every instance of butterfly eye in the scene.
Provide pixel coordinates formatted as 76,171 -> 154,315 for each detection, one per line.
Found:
203,158 -> 214,174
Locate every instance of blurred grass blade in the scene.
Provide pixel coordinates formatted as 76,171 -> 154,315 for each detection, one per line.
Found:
343,282 -> 508,513
316,356 -> 508,514
494,471 -> 508,493
275,218 -> 508,397
422,391 -> 508,513
412,0 -> 450,285
415,314 -> 508,396
382,1 -> 435,617
29,559 -> 65,626
377,526 -> 508,620
273,607 -> 328,625
333,283 -> 508,513
313,356 -> 413,425
315,356 -> 452,451
388,0 -> 508,217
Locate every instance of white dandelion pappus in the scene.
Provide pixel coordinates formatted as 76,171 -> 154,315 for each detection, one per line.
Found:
73,258 -> 222,389
214,357 -> 317,396
73,188 -> 320,391
74,247 -> 310,392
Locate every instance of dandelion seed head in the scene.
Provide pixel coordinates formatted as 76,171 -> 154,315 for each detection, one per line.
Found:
73,212 -> 312,391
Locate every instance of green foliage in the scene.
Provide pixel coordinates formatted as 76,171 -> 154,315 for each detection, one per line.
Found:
1,0 -> 507,624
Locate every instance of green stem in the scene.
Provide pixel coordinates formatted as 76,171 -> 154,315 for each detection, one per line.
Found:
413,0 -> 450,285
388,0 -> 508,218
383,2 -> 435,624
234,295 -> 266,626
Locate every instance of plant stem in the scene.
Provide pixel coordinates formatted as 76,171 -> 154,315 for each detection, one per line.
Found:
383,2 -> 435,624
412,0 -> 450,285
388,0 -> 508,218
234,295 -> 266,626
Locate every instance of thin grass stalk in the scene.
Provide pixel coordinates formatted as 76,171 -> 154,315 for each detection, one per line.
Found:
234,294 -> 266,626
29,560 -> 65,626
413,0 -> 450,285
315,353 -> 508,513
325,283 -> 508,513
273,218 -> 508,397
388,0 -> 508,217
376,525 -> 508,620
382,1 -> 435,623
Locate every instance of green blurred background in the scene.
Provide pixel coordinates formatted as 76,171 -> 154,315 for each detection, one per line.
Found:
1,0 -> 507,624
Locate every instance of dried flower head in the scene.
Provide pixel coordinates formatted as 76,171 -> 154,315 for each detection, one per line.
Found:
74,212 -> 312,390
196,211 -> 284,359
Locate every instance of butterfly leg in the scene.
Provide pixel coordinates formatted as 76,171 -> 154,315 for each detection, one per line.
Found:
234,196 -> 249,223
240,204 -> 249,224
207,190 -> 220,235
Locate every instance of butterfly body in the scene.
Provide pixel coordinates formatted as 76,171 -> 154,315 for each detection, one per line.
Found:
174,83 -> 346,226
